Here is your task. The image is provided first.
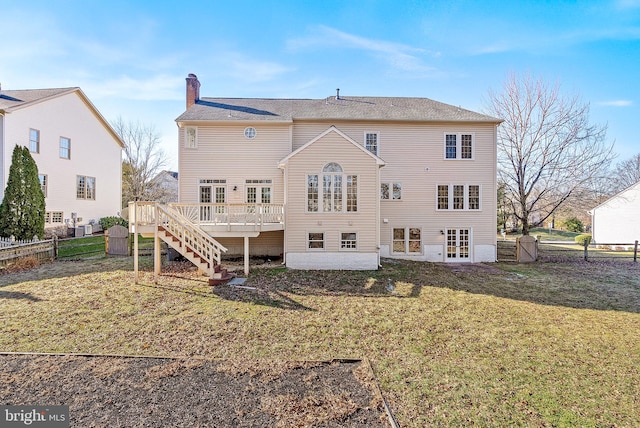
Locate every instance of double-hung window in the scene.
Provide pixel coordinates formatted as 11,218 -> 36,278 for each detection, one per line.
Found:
444,133 -> 473,160
365,132 -> 379,155
437,184 -> 481,210
30,129 -> 40,153
381,182 -> 402,200
308,232 -> 325,249
185,127 -> 197,148
60,137 -> 71,159
307,163 -> 358,213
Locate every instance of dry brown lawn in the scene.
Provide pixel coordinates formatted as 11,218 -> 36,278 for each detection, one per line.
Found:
1,256 -> 640,426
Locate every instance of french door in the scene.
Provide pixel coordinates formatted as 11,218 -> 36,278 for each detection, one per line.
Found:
446,228 -> 470,260
246,185 -> 271,204
199,183 -> 226,221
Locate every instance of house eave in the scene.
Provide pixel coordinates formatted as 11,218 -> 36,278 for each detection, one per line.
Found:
176,119 -> 294,127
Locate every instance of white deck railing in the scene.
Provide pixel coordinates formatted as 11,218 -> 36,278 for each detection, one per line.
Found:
170,203 -> 284,229
128,201 -> 227,271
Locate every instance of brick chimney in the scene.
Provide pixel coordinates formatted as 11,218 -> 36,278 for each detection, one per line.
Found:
185,73 -> 200,109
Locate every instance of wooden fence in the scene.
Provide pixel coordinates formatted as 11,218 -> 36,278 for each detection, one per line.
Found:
0,237 -> 57,268
498,239 -> 640,262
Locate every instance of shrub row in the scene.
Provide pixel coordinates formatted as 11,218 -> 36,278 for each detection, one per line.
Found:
574,234 -> 592,246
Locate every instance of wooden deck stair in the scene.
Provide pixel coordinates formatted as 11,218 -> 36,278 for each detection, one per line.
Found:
154,205 -> 233,286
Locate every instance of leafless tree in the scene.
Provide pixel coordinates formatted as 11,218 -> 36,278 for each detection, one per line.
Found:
112,117 -> 169,209
485,73 -> 614,235
611,153 -> 640,193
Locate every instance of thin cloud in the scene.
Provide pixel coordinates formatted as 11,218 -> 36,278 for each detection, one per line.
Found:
597,100 -> 633,107
288,25 -> 439,73
86,74 -> 185,101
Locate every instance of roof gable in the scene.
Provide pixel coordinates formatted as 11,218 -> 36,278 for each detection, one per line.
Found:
0,88 -> 78,111
590,180 -> 640,213
0,87 -> 124,148
279,126 -> 385,167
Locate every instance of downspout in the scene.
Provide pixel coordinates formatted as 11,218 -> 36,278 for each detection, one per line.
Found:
0,112 -> 5,202
493,122 -> 499,262
280,162 -> 287,265
377,163 -> 382,268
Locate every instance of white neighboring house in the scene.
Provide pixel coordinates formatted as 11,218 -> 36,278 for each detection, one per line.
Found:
150,170 -> 179,204
0,86 -> 124,235
589,181 -> 640,245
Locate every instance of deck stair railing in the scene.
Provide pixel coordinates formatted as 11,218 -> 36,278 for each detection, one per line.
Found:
130,202 -> 228,278
155,204 -> 227,277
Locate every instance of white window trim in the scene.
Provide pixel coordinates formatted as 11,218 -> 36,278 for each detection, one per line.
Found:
185,127 -> 198,149
436,184 -> 482,211
245,179 -> 273,204
445,227 -> 473,261
391,227 -> 423,255
340,231 -> 358,251
381,182 -> 402,201
443,132 -> 475,160
364,131 -> 380,156
307,231 -> 325,251
244,127 -> 257,139
306,164 -> 359,213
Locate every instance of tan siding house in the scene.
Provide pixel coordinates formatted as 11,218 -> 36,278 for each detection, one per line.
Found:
175,74 -> 501,270
0,87 -> 123,236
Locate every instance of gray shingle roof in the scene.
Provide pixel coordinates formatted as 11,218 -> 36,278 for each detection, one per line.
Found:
176,95 -> 501,123
0,88 -> 78,111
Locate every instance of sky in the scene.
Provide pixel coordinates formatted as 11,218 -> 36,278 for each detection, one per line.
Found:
1,0 -> 639,171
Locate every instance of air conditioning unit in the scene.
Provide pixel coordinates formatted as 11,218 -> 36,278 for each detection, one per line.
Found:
84,224 -> 93,235
74,226 -> 85,237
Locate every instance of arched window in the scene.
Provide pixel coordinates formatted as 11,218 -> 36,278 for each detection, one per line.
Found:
307,163 -> 357,213
323,162 -> 343,173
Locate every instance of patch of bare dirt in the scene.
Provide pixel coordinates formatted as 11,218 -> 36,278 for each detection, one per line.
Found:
0,354 -> 391,427
445,263 -> 505,274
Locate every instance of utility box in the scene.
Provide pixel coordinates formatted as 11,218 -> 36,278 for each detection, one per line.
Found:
74,226 -> 85,238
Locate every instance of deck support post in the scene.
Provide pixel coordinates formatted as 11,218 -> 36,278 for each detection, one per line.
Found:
244,236 -> 250,276
134,202 -> 139,284
154,204 -> 161,283
154,238 -> 161,284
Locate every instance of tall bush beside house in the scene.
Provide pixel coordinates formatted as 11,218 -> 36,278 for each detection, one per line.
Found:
99,216 -> 128,230
0,146 -> 45,240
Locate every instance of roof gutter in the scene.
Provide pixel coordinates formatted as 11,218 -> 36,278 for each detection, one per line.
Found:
176,119 -> 294,127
